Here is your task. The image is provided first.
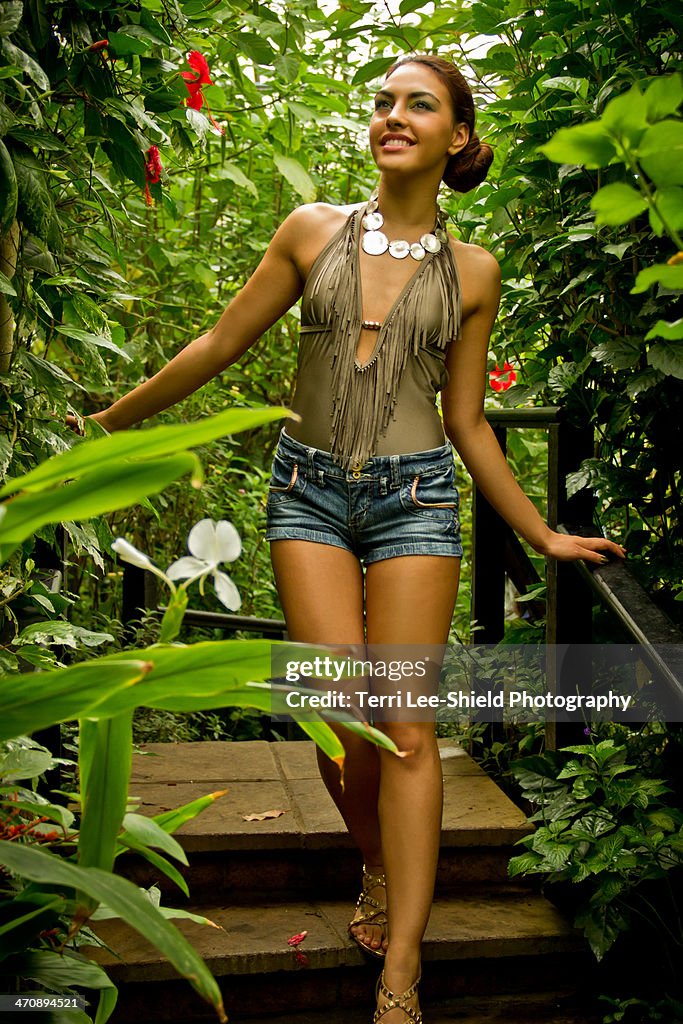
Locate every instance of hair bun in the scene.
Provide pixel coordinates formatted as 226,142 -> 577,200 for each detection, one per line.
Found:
443,132 -> 494,193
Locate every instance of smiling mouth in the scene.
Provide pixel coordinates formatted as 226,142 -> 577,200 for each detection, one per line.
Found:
381,138 -> 414,148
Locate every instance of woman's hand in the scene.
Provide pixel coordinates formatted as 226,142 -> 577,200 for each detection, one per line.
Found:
535,530 -> 627,566
65,411 -> 111,436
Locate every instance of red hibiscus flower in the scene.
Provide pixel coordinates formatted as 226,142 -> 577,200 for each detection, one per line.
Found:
287,930 -> 309,967
144,145 -> 163,206
181,51 -> 224,134
489,360 -> 517,392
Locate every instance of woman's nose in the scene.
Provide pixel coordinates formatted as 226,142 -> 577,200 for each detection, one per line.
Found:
386,103 -> 406,126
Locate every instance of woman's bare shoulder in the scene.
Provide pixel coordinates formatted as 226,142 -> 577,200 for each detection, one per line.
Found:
283,201 -> 362,234
449,236 -> 500,281
448,237 -> 500,318
281,203 -> 363,275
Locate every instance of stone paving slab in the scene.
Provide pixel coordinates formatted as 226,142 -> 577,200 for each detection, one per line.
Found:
126,740 -> 531,854
437,743 -> 488,776
85,892 -> 582,985
274,739 -> 485,780
286,779 -> 352,848
130,740 -> 280,784
128,781 -> 302,851
322,891 -> 582,963
442,773 -> 531,845
236,990 -> 603,1024
86,901 -> 350,981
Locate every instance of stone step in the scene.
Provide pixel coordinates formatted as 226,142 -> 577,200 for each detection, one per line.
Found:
122,739 -> 533,901
223,989 -> 604,1024
84,891 -> 590,1021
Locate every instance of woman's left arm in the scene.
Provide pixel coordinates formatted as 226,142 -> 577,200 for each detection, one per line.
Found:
441,244 -> 626,566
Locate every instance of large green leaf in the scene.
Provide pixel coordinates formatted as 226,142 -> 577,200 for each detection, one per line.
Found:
0,660 -> 151,743
351,55 -> 396,86
649,186 -> 683,236
0,38 -> 49,91
0,844 -> 227,1022
79,714 -> 133,874
120,812 -> 188,866
600,83 -> 648,145
631,263 -> 683,293
0,454 -> 199,560
638,121 -> 683,187
645,74 -> 683,122
539,122 -> 616,168
2,948 -> 117,1023
272,154 -> 316,202
107,31 -> 151,56
647,340 -> 683,379
591,182 -> 648,226
215,162 -> 258,197
0,2 -> 23,36
117,837 -> 190,897
645,318 -> 683,341
0,407 -> 292,498
136,790 -> 230,837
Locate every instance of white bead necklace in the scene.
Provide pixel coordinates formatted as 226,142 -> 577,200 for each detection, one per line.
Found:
360,195 -> 449,262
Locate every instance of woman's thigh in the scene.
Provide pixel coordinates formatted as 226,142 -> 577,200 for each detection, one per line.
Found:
270,539 -> 365,644
365,555 -> 460,645
365,555 -> 460,744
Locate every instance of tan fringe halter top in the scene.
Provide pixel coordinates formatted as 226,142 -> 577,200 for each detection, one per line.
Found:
286,203 -> 462,469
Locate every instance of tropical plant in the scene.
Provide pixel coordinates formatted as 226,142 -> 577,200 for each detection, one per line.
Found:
0,411 -> 400,1019
508,739 -> 683,968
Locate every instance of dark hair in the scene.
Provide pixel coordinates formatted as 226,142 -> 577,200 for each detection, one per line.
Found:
384,54 -> 494,193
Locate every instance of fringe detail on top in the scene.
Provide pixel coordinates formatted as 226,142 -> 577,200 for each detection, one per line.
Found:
303,207 -> 462,469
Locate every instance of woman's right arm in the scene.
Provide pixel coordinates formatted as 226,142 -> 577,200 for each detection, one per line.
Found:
89,207 -> 311,432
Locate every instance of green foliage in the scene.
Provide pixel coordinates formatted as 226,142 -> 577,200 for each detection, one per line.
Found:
0,401 -> 406,1019
509,739 -> 683,963
449,0 -> 683,613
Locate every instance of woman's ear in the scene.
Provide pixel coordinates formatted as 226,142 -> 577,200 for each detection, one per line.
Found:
447,123 -> 470,157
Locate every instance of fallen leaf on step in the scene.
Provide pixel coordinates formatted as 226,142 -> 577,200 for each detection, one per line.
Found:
242,808 -> 286,821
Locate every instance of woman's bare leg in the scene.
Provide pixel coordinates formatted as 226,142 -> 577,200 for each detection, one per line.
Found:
365,554 -> 461,1020
269,540 -> 387,953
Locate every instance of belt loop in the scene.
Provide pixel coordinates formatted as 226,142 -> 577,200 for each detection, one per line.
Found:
379,474 -> 388,496
317,468 -> 325,487
307,446 -> 315,478
390,455 -> 401,489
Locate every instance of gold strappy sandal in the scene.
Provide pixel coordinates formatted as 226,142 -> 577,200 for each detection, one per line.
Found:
347,864 -> 388,960
373,970 -> 422,1023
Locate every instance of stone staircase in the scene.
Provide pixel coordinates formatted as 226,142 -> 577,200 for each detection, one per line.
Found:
83,739 -> 603,1023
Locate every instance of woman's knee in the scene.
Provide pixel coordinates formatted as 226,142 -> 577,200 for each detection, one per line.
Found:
375,722 -> 437,760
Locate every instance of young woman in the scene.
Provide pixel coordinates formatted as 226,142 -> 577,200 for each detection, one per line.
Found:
77,55 -> 626,1023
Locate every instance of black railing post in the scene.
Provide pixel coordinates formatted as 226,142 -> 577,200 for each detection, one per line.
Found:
547,412 -> 596,749
471,424 -> 508,645
121,562 -> 159,639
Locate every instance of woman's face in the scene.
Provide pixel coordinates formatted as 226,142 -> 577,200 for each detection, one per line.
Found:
368,63 -> 468,179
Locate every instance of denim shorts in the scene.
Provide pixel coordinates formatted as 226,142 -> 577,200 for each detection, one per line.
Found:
265,430 -> 463,563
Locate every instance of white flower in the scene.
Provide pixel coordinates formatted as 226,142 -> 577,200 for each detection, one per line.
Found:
166,518 -> 241,611
111,538 -> 173,587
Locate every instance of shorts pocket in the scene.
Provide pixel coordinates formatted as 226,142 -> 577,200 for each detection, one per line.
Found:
267,453 -> 306,504
400,466 -> 459,521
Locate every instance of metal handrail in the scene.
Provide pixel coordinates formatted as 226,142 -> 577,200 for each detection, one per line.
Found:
557,525 -> 683,706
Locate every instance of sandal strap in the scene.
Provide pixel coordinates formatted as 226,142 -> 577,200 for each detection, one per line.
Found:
348,905 -> 387,931
373,971 -> 422,1023
348,864 -> 387,931
362,865 -> 386,888
355,890 -> 383,913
